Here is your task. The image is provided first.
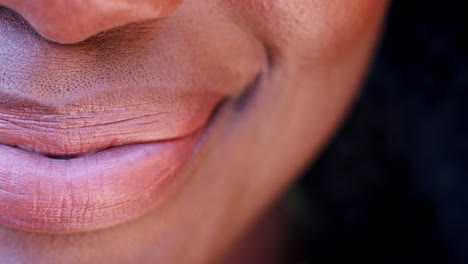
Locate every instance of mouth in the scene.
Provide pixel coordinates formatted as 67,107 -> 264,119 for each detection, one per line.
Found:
0,4 -> 267,234
0,95 -> 228,234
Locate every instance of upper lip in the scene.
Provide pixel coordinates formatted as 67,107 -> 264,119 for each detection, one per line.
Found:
0,90 -> 223,156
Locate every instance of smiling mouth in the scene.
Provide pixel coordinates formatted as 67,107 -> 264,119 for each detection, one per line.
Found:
0,91 -> 230,234
0,50 -> 265,234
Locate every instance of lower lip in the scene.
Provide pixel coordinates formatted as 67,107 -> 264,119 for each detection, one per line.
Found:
0,130 -> 201,234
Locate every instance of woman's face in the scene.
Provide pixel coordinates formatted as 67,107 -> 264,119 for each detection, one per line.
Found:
0,1 -> 388,263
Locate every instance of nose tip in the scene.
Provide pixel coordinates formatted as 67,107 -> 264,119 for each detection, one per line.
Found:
0,0 -> 181,44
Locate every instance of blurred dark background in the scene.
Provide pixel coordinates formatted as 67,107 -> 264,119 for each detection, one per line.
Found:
297,1 -> 468,263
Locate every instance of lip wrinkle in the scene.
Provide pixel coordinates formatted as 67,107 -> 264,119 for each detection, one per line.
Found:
0,95 -> 223,156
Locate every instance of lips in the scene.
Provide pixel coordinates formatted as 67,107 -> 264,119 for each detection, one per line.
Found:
0,90 -> 224,233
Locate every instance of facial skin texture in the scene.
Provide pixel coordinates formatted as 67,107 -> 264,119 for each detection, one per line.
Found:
0,0 -> 389,263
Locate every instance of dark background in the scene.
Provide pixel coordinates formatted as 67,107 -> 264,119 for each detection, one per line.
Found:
297,1 -> 468,263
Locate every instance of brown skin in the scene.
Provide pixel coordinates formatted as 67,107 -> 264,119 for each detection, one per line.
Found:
0,1 -> 389,263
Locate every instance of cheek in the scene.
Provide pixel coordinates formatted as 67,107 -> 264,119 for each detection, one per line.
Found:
213,0 -> 390,213
225,0 -> 390,60
210,0 -> 390,203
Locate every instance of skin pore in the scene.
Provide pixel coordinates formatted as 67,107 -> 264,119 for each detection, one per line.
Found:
0,1 -> 389,263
